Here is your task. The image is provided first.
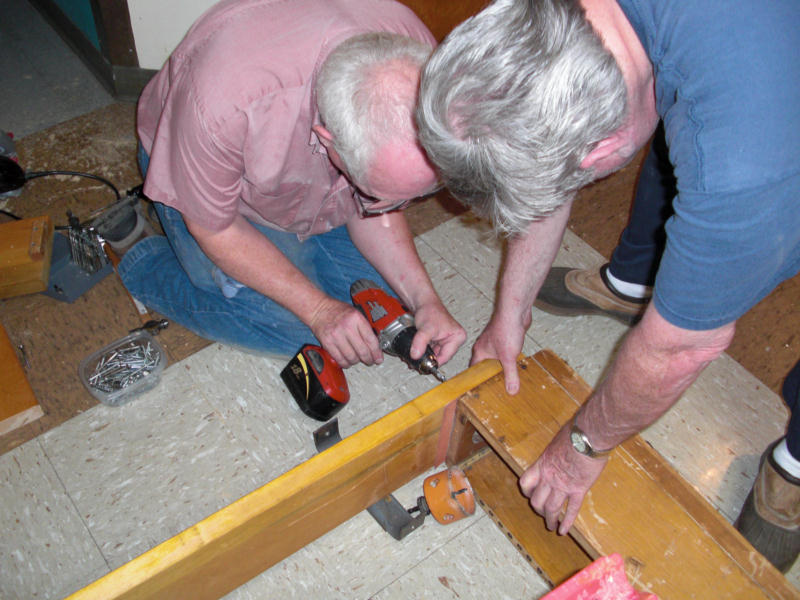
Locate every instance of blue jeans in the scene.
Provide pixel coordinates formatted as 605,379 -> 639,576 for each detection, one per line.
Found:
608,123 -> 676,286
784,360 -> 800,458
118,146 -> 389,356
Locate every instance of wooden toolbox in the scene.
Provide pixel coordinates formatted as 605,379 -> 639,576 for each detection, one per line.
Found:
0,215 -> 55,299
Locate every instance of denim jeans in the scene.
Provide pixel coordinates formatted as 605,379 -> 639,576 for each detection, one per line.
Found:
783,360 -> 800,459
118,145 -> 389,356
608,123 -> 676,286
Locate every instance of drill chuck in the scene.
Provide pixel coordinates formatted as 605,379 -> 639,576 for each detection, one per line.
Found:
381,318 -> 445,382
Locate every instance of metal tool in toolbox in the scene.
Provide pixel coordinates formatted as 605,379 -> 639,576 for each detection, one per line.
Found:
1,150 -> 156,304
281,344 -> 350,421
350,279 -> 446,382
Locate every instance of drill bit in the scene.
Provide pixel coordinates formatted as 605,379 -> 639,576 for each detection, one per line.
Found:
419,354 -> 447,382
431,367 -> 446,383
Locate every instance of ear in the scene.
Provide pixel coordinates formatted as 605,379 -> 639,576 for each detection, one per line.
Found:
312,124 -> 334,150
579,133 -> 627,170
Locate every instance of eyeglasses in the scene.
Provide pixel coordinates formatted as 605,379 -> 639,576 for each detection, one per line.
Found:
353,184 -> 444,218
354,192 -> 415,217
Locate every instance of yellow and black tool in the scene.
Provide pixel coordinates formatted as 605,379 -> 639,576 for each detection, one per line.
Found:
281,344 -> 349,421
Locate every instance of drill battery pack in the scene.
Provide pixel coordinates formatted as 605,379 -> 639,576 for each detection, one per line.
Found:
281,344 -> 349,421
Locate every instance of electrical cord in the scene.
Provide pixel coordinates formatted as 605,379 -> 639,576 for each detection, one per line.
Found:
25,170 -> 121,200
1,165 -> 143,225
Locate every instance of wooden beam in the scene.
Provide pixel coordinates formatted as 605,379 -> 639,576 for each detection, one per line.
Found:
397,0 -> 488,41
67,359 -> 503,600
463,449 -> 592,586
0,323 -> 43,435
68,349 -> 799,599
455,350 -> 800,600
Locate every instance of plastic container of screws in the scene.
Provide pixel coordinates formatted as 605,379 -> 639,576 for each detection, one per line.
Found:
79,330 -> 167,406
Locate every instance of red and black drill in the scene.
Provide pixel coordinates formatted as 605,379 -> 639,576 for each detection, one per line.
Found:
350,279 -> 446,382
281,280 -> 445,422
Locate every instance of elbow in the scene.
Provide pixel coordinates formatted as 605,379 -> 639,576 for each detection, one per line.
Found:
637,306 -> 737,371
680,320 -> 735,367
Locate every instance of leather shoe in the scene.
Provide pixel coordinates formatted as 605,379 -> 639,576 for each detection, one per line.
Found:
534,264 -> 648,325
736,440 -> 800,573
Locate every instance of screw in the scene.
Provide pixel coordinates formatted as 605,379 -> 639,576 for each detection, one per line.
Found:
87,340 -> 160,394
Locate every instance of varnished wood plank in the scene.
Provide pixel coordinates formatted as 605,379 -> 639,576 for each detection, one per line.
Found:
530,350 -> 797,598
446,405 -> 487,465
68,359 -> 504,599
458,351 -> 799,600
464,450 -> 591,587
398,0 -> 487,41
0,324 -> 43,434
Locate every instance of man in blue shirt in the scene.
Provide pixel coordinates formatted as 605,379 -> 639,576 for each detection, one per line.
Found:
417,0 -> 800,570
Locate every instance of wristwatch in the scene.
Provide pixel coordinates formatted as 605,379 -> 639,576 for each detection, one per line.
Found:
569,419 -> 613,459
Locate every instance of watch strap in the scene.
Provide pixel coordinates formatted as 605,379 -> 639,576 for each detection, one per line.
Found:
570,419 -> 613,459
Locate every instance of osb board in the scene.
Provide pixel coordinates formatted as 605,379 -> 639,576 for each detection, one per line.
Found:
457,352 -> 798,600
0,103 -> 211,455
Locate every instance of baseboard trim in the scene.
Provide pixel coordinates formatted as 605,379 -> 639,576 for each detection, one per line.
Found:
27,0 -> 155,99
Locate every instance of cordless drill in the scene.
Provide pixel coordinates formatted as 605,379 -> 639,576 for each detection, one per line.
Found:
350,279 -> 446,382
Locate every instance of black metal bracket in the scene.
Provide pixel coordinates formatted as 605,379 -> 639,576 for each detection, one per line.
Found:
313,418 -> 426,540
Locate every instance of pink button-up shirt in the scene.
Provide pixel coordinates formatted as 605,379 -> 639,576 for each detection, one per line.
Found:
137,0 -> 435,240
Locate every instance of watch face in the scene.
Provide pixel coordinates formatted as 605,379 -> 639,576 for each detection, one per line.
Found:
570,430 -> 588,454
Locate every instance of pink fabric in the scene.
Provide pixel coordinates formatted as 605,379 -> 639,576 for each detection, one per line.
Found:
543,554 -> 659,600
137,0 -> 435,239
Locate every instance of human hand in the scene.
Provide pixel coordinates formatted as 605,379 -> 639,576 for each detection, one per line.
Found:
308,296 -> 383,368
409,302 -> 466,366
519,424 -> 608,535
470,311 -> 531,394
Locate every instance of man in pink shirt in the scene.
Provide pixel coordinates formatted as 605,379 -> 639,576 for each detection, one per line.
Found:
119,0 -> 465,369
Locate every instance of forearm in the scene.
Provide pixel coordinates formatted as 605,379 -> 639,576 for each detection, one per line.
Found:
185,215 -> 327,325
576,304 -> 736,451
494,200 -> 572,323
347,211 -> 466,364
346,212 -> 439,310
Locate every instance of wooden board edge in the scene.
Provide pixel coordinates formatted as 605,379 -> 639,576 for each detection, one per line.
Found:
0,322 -> 42,427
463,449 -> 591,587
67,358 -> 505,599
484,350 -> 800,600
532,349 -> 798,599
620,437 -> 800,600
0,405 -> 44,436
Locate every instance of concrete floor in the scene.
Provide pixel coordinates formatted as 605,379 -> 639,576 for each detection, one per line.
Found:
0,2 -> 797,598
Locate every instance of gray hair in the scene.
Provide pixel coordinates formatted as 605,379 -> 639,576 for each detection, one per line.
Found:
316,33 -> 432,185
417,0 -> 627,234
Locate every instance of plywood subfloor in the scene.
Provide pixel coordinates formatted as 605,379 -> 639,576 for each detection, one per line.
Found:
1,103 -> 796,456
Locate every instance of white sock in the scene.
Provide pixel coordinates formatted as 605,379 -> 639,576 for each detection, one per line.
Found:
605,269 -> 652,300
773,438 -> 800,478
